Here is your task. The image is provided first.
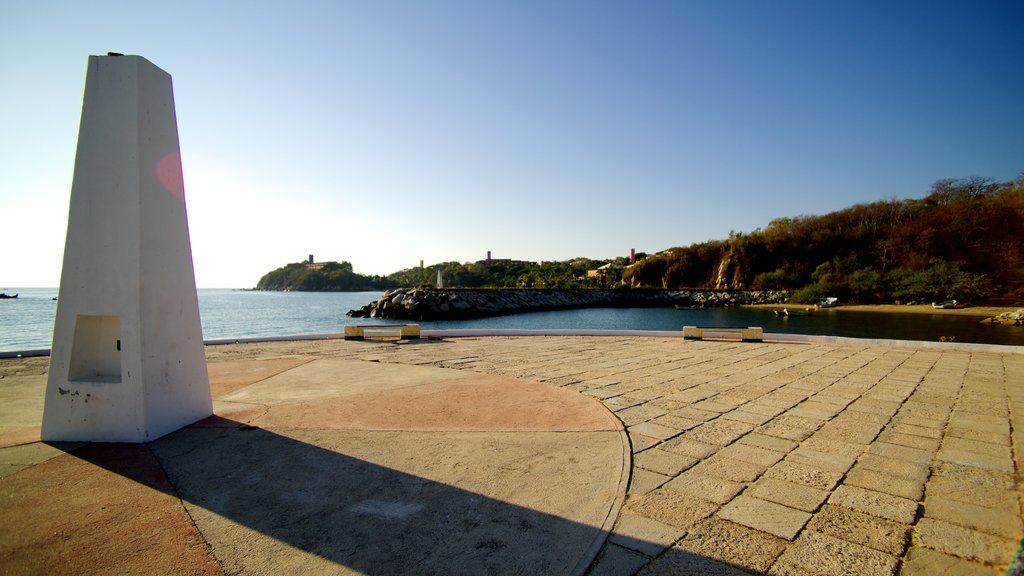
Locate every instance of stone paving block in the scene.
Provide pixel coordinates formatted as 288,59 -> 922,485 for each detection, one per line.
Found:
923,496 -> 1023,540
634,448 -> 698,477
805,504 -> 910,556
913,517 -> 1018,565
929,461 -> 1015,490
875,430 -> 941,452
898,403 -> 953,421
615,404 -> 669,426
717,409 -> 771,427
672,518 -> 788,575
609,511 -> 686,557
664,471 -> 745,505
828,485 -> 919,525
893,413 -> 949,429
683,419 -> 755,446
900,546 -> 998,576
741,402 -> 787,418
668,388 -> 716,403
650,414 -> 702,432
865,441 -> 935,465
692,399 -> 737,414
626,489 -> 718,530
789,401 -> 842,421
843,465 -> 924,501
585,543 -> 654,576
785,447 -> 856,474
747,477 -> 829,513
718,495 -> 811,540
628,432 -> 660,453
946,427 -> 1012,445
584,386 -> 631,400
854,452 -> 930,482
846,398 -> 902,418
761,420 -> 815,440
936,447 -> 1014,473
691,455 -> 766,483
638,550 -> 751,576
669,406 -> 720,422
924,477 -> 1019,511
660,436 -> 719,459
622,387 -> 667,402
889,422 -> 943,439
763,461 -> 842,491
802,436 -> 868,459
716,442 -> 785,468
941,436 -> 1012,459
737,432 -> 798,454
948,412 -> 1010,435
771,414 -> 827,431
644,397 -> 688,411
811,425 -> 881,446
628,421 -> 681,441
769,531 -> 898,576
628,468 -> 672,497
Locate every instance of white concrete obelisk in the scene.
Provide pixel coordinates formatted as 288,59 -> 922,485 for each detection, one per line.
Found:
42,54 -> 212,442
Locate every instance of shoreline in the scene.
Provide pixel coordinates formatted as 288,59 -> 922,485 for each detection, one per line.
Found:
745,303 -> 1020,318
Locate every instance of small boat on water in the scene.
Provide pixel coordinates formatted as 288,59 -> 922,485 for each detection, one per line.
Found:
0,293 -> 18,299
674,304 -> 706,310
932,299 -> 958,309
817,297 -> 839,308
774,308 -> 813,317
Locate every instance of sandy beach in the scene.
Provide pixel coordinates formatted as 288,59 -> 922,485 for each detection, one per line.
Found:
747,303 -> 1021,318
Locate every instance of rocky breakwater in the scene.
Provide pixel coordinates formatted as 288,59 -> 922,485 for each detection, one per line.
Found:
347,288 -> 788,320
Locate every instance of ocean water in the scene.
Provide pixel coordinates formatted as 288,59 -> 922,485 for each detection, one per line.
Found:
0,288 -> 1020,353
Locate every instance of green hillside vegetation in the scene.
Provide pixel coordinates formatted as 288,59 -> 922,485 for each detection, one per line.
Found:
624,176 -> 1024,303
385,257 -> 638,289
256,261 -> 398,291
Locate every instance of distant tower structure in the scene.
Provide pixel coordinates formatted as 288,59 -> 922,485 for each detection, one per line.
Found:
630,248 -> 635,264
42,54 -> 211,442
420,260 -> 424,270
487,250 -> 492,263
309,254 -> 314,264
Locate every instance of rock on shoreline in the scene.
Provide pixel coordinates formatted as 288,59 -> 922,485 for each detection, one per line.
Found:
347,288 -> 789,320
984,308 -> 1024,326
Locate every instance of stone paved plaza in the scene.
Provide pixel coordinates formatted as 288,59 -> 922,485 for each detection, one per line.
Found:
2,335 -> 1023,575
262,335 -> 1024,575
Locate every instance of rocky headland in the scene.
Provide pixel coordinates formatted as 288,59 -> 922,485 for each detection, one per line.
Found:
347,288 -> 788,320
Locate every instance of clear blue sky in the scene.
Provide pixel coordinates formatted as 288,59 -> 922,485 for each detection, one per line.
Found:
2,1 -> 1021,288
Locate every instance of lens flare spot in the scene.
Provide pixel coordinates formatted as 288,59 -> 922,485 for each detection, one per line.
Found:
156,152 -> 185,201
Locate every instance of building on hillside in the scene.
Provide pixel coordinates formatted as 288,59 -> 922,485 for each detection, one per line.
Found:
587,262 -> 621,279
303,254 -> 325,270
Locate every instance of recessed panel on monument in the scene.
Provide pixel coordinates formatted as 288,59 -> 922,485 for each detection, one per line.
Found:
42,54 -> 212,443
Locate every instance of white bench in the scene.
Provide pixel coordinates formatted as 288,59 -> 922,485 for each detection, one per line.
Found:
344,324 -> 421,341
682,326 -> 763,343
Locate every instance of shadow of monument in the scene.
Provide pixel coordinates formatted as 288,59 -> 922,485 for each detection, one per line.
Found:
68,421 -> 599,575
65,421 -> 751,575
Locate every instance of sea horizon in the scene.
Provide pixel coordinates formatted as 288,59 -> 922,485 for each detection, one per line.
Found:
1,287 -> 1021,354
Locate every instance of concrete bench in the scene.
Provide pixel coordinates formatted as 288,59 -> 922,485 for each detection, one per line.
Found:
344,324 -> 421,341
682,326 -> 763,343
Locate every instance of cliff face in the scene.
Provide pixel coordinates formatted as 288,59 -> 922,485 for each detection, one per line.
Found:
347,288 -> 788,320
